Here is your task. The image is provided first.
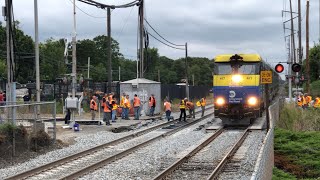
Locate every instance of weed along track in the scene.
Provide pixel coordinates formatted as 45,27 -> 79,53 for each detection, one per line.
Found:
5,107 -> 214,180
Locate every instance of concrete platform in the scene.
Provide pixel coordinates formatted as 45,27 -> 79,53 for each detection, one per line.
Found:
248,116 -> 267,130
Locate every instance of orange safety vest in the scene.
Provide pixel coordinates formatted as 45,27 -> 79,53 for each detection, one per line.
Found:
314,97 -> 320,108
103,101 -> 111,113
133,97 -> 141,107
90,99 -> 97,111
201,98 -> 206,106
302,96 -> 307,106
149,96 -> 155,107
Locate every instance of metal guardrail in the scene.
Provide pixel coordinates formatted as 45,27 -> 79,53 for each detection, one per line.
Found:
251,100 -> 279,180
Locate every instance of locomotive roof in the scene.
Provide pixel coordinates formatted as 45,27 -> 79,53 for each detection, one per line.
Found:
214,54 -> 262,62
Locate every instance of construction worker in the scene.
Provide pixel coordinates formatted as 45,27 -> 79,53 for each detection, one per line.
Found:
102,94 -> 111,125
186,98 -> 195,119
133,94 -> 141,120
313,96 -> 320,108
90,96 -> 98,120
297,93 -> 303,107
179,98 -> 187,122
200,97 -> 206,117
302,93 -> 308,109
111,97 -> 118,122
149,94 -> 156,116
307,94 -> 312,107
120,93 -> 126,119
164,99 -> 172,121
124,95 -> 131,120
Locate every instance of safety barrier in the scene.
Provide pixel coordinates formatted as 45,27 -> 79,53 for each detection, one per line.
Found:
251,100 -> 279,180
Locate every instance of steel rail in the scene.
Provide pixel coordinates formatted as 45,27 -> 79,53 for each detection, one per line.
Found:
152,127 -> 224,180
206,128 -> 250,180
61,112 -> 214,180
5,106 -> 213,180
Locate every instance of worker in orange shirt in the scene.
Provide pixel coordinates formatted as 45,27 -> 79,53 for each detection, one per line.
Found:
149,94 -> 156,116
102,94 -> 111,125
313,96 -> 320,108
163,99 -> 172,121
90,96 -> 98,120
120,93 -> 126,119
186,98 -> 195,119
133,94 -> 141,120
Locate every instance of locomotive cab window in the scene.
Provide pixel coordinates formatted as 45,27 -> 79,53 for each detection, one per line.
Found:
214,63 -> 260,75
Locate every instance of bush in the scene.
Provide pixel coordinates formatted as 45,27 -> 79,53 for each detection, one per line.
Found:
273,167 -> 297,180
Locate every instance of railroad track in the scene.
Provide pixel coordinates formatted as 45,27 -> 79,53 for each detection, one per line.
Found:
5,107 -> 214,180
152,128 -> 249,180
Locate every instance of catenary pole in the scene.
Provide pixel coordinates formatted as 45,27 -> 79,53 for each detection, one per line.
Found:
34,0 -> 40,104
139,0 -> 144,78
107,8 -> 112,93
306,0 -> 310,94
185,42 -> 189,100
71,0 -> 77,125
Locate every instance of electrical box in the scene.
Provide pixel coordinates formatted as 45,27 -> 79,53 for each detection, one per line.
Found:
65,97 -> 78,109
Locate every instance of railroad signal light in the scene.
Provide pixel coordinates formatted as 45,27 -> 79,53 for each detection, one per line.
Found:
292,63 -> 302,72
275,64 -> 284,73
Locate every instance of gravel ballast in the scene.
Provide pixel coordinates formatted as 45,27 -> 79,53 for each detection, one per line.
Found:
0,108 -> 213,179
79,115 -> 216,180
218,130 -> 266,180
170,130 -> 244,180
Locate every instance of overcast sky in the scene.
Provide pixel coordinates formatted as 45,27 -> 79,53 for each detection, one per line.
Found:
1,0 -> 320,64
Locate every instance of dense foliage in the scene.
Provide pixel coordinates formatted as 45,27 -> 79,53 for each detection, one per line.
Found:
0,21 -> 214,85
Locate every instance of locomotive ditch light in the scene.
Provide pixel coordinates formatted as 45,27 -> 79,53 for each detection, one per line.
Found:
292,63 -> 302,73
275,64 -> 284,73
216,97 -> 225,106
248,96 -> 258,106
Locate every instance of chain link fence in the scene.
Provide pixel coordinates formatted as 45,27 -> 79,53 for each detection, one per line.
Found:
251,100 -> 279,180
0,101 -> 56,157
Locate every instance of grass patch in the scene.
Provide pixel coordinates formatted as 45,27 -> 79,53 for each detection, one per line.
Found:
278,103 -> 320,131
273,167 -> 296,180
274,128 -> 320,179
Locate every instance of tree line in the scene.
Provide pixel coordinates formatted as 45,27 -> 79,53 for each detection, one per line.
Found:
0,21 -> 214,86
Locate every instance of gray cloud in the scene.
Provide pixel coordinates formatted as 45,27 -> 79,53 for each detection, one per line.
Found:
0,0 -> 319,61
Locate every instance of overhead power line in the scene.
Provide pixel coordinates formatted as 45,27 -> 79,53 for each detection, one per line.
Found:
68,0 -> 105,18
77,0 -> 141,9
147,31 -> 185,50
144,18 -> 185,47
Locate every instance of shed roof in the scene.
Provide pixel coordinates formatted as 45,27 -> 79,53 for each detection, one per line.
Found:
120,78 -> 160,84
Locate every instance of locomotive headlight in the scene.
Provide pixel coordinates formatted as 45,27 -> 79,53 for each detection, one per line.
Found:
232,74 -> 242,83
216,97 -> 225,106
248,97 -> 258,106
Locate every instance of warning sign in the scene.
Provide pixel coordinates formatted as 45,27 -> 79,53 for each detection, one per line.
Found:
261,71 -> 272,84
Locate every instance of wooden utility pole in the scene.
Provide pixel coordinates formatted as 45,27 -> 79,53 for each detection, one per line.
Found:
306,0 -> 310,94
298,0 -> 302,64
107,8 -> 112,92
139,0 -> 144,78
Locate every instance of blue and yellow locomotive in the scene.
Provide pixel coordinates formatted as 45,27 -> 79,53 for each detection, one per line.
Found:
213,54 -> 279,125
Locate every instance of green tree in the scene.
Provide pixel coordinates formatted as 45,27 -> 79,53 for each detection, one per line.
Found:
307,44 -> 320,82
39,38 -> 66,82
